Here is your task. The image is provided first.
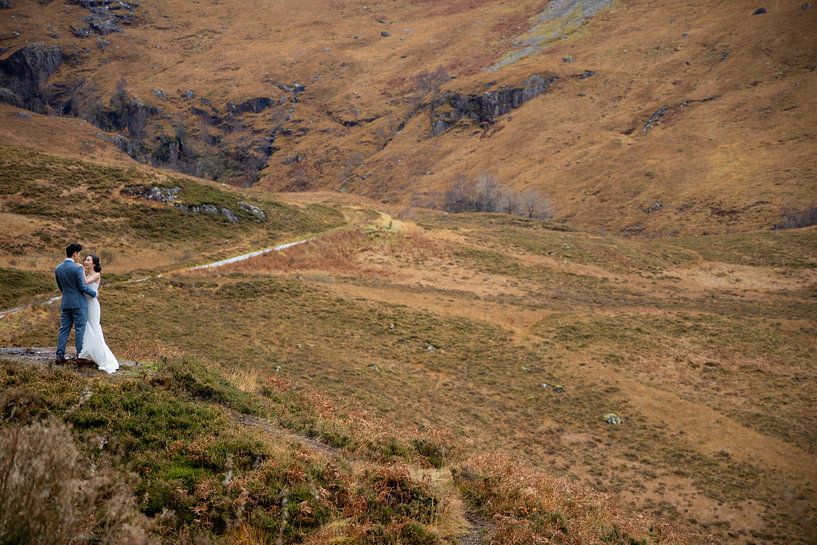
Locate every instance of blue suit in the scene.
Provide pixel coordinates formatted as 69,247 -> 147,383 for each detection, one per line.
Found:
55,259 -> 97,359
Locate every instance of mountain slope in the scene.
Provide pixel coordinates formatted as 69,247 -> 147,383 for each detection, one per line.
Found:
1,0 -> 814,233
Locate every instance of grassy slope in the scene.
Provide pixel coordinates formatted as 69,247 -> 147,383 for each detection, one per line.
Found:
0,146 -> 345,308
3,209 -> 815,544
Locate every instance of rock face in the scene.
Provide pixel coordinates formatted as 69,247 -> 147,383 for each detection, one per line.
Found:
66,0 -> 142,37
0,43 -> 63,113
91,86 -> 157,140
430,74 -> 557,135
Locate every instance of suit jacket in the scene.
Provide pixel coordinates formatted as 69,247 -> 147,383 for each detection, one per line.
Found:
55,259 -> 97,309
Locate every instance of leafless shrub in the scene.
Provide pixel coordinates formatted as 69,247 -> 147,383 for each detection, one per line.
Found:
473,172 -> 501,212
413,66 -> 451,95
442,173 -> 552,219
0,419 -> 155,545
518,188 -> 552,219
411,67 -> 451,105
410,191 -> 441,209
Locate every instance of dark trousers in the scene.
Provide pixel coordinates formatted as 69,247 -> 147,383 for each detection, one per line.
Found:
56,306 -> 87,359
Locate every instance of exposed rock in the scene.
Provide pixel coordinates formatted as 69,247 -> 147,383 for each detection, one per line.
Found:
275,82 -> 306,95
752,7 -> 767,14
562,55 -> 574,63
603,413 -> 622,425
152,88 -> 167,100
220,207 -> 238,222
67,0 -> 141,36
70,26 -> 93,38
281,154 -> 303,165
96,37 -> 112,49
92,87 -> 157,139
233,96 -> 273,114
430,74 -> 557,135
802,2 -> 812,8
176,204 -> 239,223
84,13 -> 122,35
238,201 -> 267,221
121,185 -> 181,203
645,201 -> 663,214
181,89 -> 195,100
642,106 -> 668,134
380,31 -> 391,37
0,0 -> 14,9
0,43 -> 63,113
0,87 -> 22,107
642,96 -> 718,135
579,70 -> 595,79
96,132 -> 138,156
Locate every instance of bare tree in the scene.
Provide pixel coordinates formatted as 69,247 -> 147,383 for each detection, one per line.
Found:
497,189 -> 519,215
474,172 -> 501,212
411,66 -> 451,106
520,188 -> 552,219
443,175 -> 474,213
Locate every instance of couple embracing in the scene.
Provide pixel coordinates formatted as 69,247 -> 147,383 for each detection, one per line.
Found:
55,243 -> 119,374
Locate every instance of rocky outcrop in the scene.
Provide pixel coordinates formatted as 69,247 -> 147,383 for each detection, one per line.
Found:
91,86 -> 157,139
66,0 -> 141,37
121,185 -> 180,203
430,74 -> 556,135
238,201 -> 267,221
642,96 -> 719,135
228,96 -> 274,115
0,43 -> 63,113
176,204 -> 239,223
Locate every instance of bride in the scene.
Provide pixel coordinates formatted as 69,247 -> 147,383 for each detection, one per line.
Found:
78,254 -> 119,374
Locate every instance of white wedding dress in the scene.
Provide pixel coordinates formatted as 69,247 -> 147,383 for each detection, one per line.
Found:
79,280 -> 119,374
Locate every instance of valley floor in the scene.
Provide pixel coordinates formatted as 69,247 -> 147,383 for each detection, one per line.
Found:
2,193 -> 815,544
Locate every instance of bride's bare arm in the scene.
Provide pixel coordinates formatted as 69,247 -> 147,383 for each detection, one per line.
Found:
85,272 -> 101,284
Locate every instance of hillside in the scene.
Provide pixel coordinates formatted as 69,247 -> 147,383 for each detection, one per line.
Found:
1,140 -> 816,543
1,0 -> 815,233
1,1 -> 817,544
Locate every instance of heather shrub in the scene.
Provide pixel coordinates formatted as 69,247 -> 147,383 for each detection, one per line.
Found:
0,419 -> 154,545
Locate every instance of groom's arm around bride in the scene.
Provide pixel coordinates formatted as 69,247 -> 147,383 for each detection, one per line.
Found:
55,243 -> 97,363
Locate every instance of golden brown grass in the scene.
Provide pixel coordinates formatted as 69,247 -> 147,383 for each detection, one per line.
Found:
456,453 -> 702,545
0,419 -> 154,545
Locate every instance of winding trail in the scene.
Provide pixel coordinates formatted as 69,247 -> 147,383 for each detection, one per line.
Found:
0,237 -> 315,320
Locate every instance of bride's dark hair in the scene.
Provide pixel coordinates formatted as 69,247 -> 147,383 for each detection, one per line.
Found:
90,255 -> 102,273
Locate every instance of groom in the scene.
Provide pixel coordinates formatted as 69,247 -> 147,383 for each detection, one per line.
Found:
55,243 -> 97,364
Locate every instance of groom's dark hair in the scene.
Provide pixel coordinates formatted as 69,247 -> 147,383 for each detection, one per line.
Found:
65,243 -> 83,257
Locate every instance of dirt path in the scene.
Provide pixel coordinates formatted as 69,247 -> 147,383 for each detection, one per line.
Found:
0,236 -> 319,320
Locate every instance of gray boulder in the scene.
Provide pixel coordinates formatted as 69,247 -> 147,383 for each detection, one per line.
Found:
238,201 -> 267,221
